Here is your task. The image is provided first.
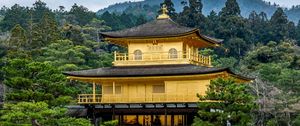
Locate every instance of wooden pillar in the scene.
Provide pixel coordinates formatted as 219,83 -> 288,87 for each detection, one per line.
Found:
188,47 -> 191,59
120,115 -> 124,125
114,51 -> 117,61
164,104 -> 167,126
171,115 -> 174,126
143,115 -> 145,126
112,105 -> 115,120
185,114 -> 188,126
113,81 -> 115,95
93,82 -> 96,102
136,115 -> 139,125
151,115 -> 154,126
208,56 -> 212,66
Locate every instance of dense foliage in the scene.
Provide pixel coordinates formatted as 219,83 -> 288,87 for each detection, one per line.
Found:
0,0 -> 299,125
97,0 -> 300,23
0,102 -> 91,126
193,78 -> 256,126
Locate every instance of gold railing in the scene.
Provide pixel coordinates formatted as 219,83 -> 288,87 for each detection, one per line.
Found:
78,94 -> 198,104
78,94 -> 102,104
113,51 -> 211,66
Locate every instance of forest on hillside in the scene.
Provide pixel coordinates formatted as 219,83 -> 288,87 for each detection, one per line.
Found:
98,0 -> 300,23
0,0 -> 299,125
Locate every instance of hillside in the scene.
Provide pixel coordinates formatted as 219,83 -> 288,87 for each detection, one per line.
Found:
97,0 -> 300,23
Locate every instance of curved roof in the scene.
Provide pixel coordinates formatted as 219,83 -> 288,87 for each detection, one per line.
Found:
63,64 -> 252,81
100,18 -> 196,38
100,18 -> 223,44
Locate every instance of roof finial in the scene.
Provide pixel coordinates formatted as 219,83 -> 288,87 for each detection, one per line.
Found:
157,4 -> 170,19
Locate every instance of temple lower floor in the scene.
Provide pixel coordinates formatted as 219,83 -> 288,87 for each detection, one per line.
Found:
68,103 -> 198,126
111,114 -> 193,126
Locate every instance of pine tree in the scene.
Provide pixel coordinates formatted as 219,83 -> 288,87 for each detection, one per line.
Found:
193,78 -> 255,126
206,11 -> 219,36
135,15 -> 147,26
101,11 -> 124,30
247,11 -> 270,45
31,12 -> 60,49
68,4 -> 96,26
120,12 -> 135,28
216,0 -> 248,57
220,0 -> 241,17
177,0 -> 206,29
269,8 -> 289,42
0,4 -> 29,31
9,24 -> 27,50
296,20 -> 300,45
32,0 -> 53,23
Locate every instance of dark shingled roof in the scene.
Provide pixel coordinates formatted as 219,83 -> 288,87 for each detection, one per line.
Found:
100,18 -> 223,44
63,64 -> 251,80
100,18 -> 196,38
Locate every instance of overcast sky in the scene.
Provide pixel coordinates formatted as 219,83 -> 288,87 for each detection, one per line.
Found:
0,0 -> 300,12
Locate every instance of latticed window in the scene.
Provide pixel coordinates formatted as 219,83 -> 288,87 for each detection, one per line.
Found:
169,48 -> 178,59
153,85 -> 165,93
134,50 -> 142,60
103,86 -> 121,94
103,86 -> 113,94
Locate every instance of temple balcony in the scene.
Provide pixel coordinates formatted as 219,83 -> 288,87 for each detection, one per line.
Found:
77,94 -> 198,104
113,51 -> 212,67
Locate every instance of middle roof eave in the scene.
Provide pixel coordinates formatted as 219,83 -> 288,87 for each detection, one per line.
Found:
63,64 -> 228,78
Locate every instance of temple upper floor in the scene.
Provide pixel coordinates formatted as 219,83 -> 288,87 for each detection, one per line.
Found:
113,41 -> 212,66
99,6 -> 222,67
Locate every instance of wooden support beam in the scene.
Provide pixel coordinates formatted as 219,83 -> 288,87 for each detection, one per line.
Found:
171,114 -> 174,126
113,81 -> 115,95
164,104 -> 167,126
92,82 -> 96,102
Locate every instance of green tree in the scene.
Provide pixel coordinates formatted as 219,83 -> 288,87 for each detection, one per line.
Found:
193,78 -> 255,126
83,18 -> 111,42
214,57 -> 238,70
247,11 -> 269,45
120,12 -> 136,28
9,24 -> 28,49
177,0 -> 206,29
0,4 -> 29,31
226,37 -> 248,57
269,8 -> 290,42
68,4 -> 96,26
39,39 -> 113,70
258,63 -> 300,95
216,0 -> 248,57
2,59 -> 78,106
102,120 -> 118,126
296,20 -> 300,45
100,11 -> 125,30
31,0 -> 53,23
31,12 -> 60,49
206,11 -> 219,36
0,102 -> 91,126
63,24 -> 85,45
135,15 -> 147,26
242,41 -> 296,71
219,0 -> 241,17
